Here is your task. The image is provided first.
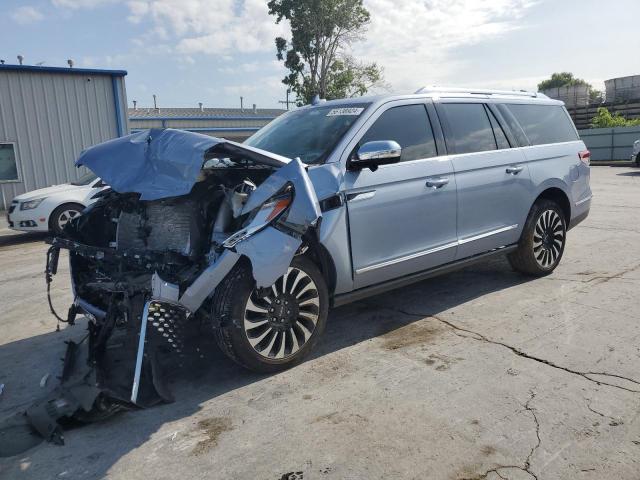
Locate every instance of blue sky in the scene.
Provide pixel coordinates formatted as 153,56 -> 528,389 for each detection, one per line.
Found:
2,0 -> 638,109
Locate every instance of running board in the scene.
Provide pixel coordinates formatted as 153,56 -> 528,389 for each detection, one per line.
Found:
332,244 -> 518,308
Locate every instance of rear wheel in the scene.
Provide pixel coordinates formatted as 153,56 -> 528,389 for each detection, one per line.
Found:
212,255 -> 329,373
49,203 -> 84,236
635,153 -> 640,167
508,199 -> 567,276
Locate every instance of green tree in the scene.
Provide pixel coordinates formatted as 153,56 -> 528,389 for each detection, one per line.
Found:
537,72 -> 602,103
268,0 -> 385,105
590,107 -> 640,128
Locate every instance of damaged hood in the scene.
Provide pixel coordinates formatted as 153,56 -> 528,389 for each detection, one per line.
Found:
76,128 -> 290,201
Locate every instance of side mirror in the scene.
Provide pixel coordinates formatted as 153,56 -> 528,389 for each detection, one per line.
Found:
349,140 -> 402,171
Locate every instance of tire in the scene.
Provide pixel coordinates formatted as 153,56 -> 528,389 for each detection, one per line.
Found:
508,199 -> 567,276
211,255 -> 329,373
635,154 -> 640,167
49,202 -> 84,236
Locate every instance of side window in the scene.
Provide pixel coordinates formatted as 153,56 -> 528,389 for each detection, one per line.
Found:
486,107 -> 510,149
506,104 -> 579,145
440,103 -> 496,154
360,104 -> 437,162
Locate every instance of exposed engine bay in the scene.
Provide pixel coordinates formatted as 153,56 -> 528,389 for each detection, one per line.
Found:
7,129 -> 322,446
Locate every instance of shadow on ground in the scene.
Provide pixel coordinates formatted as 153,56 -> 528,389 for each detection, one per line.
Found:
617,171 -> 640,177
0,255 -> 531,477
0,232 -> 47,247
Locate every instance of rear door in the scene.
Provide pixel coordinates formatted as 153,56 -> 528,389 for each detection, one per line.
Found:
436,100 -> 535,259
342,101 -> 458,289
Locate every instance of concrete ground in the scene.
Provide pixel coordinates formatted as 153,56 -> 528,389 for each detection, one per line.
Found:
0,166 -> 639,480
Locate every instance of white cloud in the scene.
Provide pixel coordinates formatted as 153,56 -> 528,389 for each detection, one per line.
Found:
355,0 -> 537,92
125,0 -> 287,56
11,6 -> 44,24
52,0 -> 120,8
217,60 -> 281,75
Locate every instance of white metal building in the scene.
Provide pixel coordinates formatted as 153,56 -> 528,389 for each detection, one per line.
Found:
0,64 -> 128,211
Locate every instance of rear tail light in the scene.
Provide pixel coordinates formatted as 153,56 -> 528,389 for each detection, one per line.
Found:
578,150 -> 590,165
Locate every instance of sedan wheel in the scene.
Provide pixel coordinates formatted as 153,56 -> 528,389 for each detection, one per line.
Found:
57,209 -> 81,231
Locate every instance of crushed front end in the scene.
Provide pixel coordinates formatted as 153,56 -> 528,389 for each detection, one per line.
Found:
26,128 -> 321,443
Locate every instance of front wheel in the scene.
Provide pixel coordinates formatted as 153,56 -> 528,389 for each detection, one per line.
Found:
49,203 -> 84,236
508,199 -> 567,276
211,255 -> 329,373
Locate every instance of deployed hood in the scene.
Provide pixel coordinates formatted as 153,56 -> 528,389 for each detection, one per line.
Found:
76,128 -> 290,201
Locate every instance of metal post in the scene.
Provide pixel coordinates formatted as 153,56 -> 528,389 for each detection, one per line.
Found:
131,300 -> 151,404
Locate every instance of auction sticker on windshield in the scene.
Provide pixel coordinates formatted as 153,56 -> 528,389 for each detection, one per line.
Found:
326,108 -> 365,116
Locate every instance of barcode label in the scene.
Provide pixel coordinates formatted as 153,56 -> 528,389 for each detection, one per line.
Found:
326,108 -> 365,116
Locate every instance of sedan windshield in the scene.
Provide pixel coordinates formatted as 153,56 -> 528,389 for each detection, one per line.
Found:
244,104 -> 370,164
71,171 -> 97,186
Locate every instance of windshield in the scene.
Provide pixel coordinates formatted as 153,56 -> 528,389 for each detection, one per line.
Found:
244,104 -> 370,164
71,171 -> 98,186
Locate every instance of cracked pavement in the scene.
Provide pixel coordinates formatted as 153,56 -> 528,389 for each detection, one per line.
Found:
1,166 -> 639,479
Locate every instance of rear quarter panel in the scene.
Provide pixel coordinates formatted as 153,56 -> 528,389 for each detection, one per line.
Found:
521,140 -> 591,222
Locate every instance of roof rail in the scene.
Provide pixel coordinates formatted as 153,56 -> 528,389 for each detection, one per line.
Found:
415,86 -> 544,98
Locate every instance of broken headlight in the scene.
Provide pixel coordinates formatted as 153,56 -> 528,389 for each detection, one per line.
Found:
223,191 -> 292,248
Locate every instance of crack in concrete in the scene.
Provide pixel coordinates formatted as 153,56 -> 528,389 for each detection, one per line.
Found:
523,391 -> 541,475
373,305 -> 640,394
460,391 -> 542,480
587,262 -> 640,286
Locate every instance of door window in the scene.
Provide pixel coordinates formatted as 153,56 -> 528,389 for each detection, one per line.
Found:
441,103 -> 497,154
487,108 -> 511,149
360,104 -> 437,162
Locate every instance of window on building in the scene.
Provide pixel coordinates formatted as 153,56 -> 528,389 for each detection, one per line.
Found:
440,103 -> 497,154
506,104 -> 579,145
360,104 -> 437,162
0,144 -> 19,182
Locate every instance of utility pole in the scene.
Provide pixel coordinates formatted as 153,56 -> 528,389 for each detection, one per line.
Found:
278,88 -> 292,110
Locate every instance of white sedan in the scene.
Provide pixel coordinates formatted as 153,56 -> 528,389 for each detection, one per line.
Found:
7,172 -> 107,235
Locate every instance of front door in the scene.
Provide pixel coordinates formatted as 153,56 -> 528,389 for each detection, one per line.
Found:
343,102 -> 458,289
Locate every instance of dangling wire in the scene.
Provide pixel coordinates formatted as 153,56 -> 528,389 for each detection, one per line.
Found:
45,246 -> 69,331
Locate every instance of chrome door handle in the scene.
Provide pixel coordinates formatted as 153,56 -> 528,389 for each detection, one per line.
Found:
425,177 -> 449,189
506,165 -> 524,175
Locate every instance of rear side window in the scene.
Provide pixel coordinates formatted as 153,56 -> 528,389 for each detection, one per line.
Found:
440,103 -> 496,154
506,104 -> 578,145
360,104 -> 437,162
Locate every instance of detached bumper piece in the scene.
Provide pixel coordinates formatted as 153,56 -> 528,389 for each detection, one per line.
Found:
2,297 -> 189,450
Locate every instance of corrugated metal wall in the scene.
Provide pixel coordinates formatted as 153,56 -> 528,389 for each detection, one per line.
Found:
0,69 -> 127,210
578,126 -> 640,161
129,117 -> 272,142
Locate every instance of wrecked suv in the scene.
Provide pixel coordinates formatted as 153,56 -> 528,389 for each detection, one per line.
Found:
41,88 -> 590,432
